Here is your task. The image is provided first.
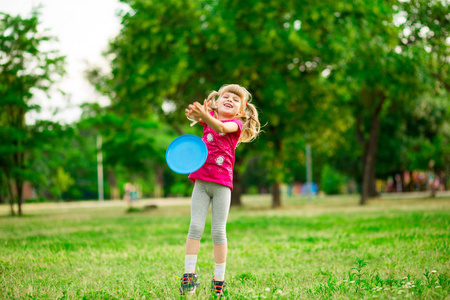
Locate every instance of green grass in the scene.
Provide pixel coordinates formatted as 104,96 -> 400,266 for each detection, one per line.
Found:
0,195 -> 449,299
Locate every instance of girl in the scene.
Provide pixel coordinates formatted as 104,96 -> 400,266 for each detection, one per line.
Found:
180,84 -> 261,297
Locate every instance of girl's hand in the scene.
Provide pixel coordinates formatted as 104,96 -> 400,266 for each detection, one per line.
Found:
185,99 -> 211,121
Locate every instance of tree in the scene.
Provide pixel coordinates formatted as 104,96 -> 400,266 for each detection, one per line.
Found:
0,10 -> 65,215
76,102 -> 181,199
96,0 -> 350,207
322,0 -> 449,204
92,0 -> 447,208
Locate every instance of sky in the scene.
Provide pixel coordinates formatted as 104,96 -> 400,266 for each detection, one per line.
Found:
1,0 -> 129,124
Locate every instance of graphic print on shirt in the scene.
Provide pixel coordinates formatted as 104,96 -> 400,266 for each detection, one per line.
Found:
216,156 -> 225,166
207,133 -> 214,142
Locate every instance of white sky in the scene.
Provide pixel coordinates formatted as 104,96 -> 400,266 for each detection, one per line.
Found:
1,0 -> 128,124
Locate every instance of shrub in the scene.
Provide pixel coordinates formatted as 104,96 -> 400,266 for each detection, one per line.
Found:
320,164 -> 347,194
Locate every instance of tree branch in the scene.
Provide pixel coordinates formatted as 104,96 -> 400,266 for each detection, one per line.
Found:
432,72 -> 450,92
356,116 -> 365,144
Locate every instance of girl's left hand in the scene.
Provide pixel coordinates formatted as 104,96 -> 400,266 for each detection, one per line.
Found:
185,100 -> 211,121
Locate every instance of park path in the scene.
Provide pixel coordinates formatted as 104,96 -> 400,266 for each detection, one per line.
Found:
0,197 -> 191,213
1,191 -> 448,214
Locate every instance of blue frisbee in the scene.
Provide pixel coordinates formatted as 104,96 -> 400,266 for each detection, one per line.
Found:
166,134 -> 207,174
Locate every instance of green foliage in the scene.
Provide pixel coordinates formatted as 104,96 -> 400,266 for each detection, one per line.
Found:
168,182 -> 192,197
320,164 -> 347,195
77,104 -> 181,198
50,167 -> 75,200
0,9 -> 65,214
90,0 -> 449,207
1,1 -> 447,205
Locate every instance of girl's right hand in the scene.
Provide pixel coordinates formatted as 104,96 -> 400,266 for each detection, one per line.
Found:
185,100 -> 211,121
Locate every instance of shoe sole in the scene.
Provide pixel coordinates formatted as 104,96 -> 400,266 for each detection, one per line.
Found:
180,285 -> 200,296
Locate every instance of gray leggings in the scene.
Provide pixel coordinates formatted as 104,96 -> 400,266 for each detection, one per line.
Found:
187,180 -> 231,245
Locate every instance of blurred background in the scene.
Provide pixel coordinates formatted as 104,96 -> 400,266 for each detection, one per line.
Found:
1,0 -> 449,215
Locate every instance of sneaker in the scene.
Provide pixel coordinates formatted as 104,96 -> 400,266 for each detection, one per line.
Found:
210,277 -> 226,297
180,273 -> 200,295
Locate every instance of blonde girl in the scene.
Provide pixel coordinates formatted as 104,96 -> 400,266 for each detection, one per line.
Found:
180,84 -> 261,297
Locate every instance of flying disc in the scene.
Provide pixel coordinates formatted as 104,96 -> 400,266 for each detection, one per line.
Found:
166,134 -> 207,174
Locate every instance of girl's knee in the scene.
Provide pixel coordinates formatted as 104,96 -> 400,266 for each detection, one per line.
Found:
188,223 -> 205,240
211,227 -> 227,244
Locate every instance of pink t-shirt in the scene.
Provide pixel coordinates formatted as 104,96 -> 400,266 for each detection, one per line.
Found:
189,113 -> 243,190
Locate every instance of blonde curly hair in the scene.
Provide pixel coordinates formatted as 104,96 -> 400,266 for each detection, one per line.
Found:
199,84 -> 261,143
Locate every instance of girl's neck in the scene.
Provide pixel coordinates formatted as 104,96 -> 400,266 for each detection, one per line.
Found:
216,112 -> 236,121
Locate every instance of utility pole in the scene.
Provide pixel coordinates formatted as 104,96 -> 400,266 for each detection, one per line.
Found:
97,134 -> 104,202
306,144 -> 313,202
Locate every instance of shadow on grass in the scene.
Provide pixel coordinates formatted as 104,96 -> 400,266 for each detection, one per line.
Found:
125,205 -> 158,214
0,213 -> 40,219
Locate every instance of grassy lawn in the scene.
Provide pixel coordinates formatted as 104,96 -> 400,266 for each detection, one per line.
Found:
0,195 -> 449,299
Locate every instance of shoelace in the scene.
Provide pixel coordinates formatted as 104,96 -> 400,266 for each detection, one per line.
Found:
183,275 -> 193,284
213,282 -> 224,293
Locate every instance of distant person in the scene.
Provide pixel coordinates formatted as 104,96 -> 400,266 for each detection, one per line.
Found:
129,184 -> 138,202
180,84 -> 261,297
404,171 -> 412,192
437,171 -> 446,191
387,176 -> 394,192
395,174 -> 402,192
428,160 -> 437,197
124,182 -> 132,203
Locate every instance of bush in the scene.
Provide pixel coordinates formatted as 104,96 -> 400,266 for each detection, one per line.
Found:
169,182 -> 193,197
320,164 -> 347,194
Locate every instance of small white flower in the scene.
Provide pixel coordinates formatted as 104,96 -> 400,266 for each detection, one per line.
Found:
431,270 -> 437,274
216,156 -> 224,165
350,281 -> 355,284
265,287 -> 270,292
207,133 -> 214,142
276,289 -> 283,294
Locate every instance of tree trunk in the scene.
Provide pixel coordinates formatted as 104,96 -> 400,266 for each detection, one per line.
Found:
2,167 -> 15,215
16,180 -> 23,216
368,151 -> 378,198
271,137 -> 283,208
107,168 -> 120,200
271,181 -> 281,208
154,165 -> 164,198
360,96 -> 384,205
231,169 -> 242,206
6,177 -> 15,216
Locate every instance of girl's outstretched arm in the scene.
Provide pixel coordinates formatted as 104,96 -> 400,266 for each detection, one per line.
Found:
187,100 -> 239,134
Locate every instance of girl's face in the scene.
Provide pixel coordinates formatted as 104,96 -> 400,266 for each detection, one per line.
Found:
217,92 -> 242,119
